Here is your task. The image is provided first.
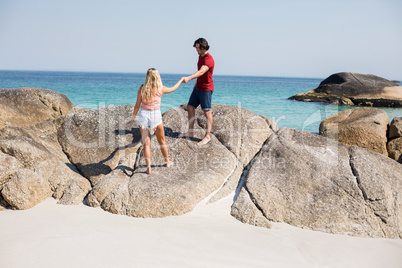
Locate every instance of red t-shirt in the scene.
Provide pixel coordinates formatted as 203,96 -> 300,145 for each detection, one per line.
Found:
196,53 -> 214,92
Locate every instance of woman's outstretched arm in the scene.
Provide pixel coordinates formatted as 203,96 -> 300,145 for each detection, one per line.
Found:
126,86 -> 142,125
162,78 -> 184,95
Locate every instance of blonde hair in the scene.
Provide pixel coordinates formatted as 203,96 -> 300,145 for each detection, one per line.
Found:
141,68 -> 163,102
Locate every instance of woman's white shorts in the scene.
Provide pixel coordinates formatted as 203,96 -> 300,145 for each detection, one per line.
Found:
138,108 -> 163,131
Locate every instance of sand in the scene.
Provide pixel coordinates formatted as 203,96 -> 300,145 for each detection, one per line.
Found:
1,193 -> 401,268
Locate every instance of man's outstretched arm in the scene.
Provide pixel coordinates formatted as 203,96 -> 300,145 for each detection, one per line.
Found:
182,65 -> 209,83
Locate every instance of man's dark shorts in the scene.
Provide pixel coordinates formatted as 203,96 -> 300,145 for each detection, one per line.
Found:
188,87 -> 213,111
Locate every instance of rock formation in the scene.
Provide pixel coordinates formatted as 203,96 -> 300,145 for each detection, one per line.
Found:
87,104 -> 275,217
2,87 -> 401,239
319,107 -> 389,155
0,99 -> 276,217
57,105 -> 142,186
231,128 -> 402,238
0,120 -> 91,210
289,72 -> 402,107
0,87 -> 74,130
388,117 -> 402,163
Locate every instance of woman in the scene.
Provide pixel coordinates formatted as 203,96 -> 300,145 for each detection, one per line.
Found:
126,68 -> 183,174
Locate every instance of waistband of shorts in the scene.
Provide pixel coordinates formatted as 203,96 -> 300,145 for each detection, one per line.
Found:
139,108 -> 161,113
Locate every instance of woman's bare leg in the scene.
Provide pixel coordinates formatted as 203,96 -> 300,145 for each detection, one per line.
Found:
139,126 -> 152,174
155,123 -> 171,167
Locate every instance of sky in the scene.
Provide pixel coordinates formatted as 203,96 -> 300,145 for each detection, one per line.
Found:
0,0 -> 401,79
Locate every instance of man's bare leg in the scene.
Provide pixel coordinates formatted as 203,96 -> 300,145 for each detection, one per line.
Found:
198,110 -> 212,145
179,105 -> 195,138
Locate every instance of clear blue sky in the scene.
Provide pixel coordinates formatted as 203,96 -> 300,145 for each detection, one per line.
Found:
0,0 -> 401,79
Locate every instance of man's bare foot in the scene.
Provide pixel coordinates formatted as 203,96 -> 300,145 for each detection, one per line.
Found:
198,136 -> 211,146
178,130 -> 194,138
146,167 -> 152,174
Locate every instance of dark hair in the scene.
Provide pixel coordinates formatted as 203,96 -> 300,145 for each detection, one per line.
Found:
193,38 -> 209,51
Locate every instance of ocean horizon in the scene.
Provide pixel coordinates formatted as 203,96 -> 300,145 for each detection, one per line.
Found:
1,70 -> 401,133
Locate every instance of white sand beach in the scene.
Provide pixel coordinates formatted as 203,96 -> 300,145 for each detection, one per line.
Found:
1,193 -> 401,268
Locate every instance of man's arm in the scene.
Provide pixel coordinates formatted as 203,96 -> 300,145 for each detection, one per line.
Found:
182,65 -> 209,83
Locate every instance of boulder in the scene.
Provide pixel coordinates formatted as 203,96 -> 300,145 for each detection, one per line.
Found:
0,152 -> 22,191
0,123 -> 91,209
195,104 -> 277,167
34,158 -> 92,205
388,117 -> 402,163
319,108 -> 389,155
230,188 -> 271,228
97,135 -> 237,217
0,98 -> 277,215
2,168 -> 52,210
0,87 -> 74,130
387,138 -> 402,163
289,72 -> 402,107
87,104 -> 276,217
87,105 -> 238,217
389,117 -> 402,139
231,128 -> 402,238
57,105 -> 142,185
163,104 -> 277,203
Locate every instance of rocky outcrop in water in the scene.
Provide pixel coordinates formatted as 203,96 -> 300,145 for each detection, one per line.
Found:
289,72 -> 402,107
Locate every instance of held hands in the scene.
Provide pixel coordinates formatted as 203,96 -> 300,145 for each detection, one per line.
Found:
181,77 -> 190,83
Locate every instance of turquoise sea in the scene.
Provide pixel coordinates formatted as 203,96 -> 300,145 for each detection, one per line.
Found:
1,70 -> 401,133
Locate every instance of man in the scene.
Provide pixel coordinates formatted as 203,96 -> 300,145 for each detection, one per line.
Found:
180,37 -> 215,145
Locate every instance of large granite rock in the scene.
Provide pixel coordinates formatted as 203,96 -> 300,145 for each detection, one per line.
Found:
0,120 -> 91,209
87,104 -> 275,216
289,72 -> 402,107
389,117 -> 402,140
387,138 -> 402,163
319,108 -> 389,155
231,128 -> 402,238
195,104 -> 277,166
0,152 -> 22,192
166,104 -> 277,203
88,134 -> 237,217
388,117 -> 402,163
1,168 -> 52,210
1,100 -> 275,214
57,105 -> 142,186
0,87 -> 73,130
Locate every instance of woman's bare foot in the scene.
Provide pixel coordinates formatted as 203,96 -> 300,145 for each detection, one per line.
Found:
198,136 -> 211,146
178,130 -> 194,138
165,161 -> 173,168
146,167 -> 152,174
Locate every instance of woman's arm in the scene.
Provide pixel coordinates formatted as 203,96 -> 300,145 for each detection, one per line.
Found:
162,77 -> 184,95
126,86 -> 142,125
182,65 -> 209,83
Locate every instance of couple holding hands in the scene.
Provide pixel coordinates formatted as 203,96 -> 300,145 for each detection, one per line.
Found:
126,38 -> 215,174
